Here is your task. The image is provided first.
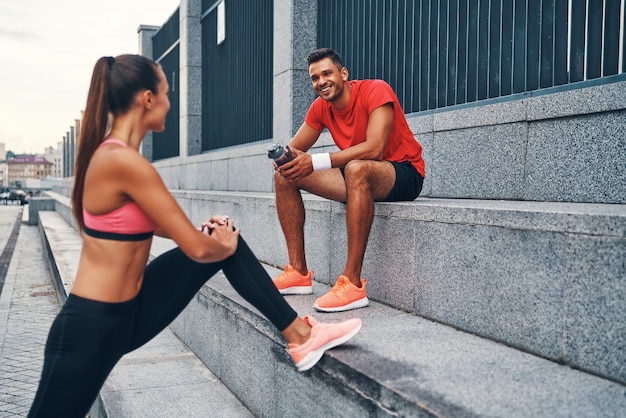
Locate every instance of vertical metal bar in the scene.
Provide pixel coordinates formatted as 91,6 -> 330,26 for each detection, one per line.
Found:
569,0 -> 586,81
420,0 -> 431,110
477,0 -> 489,100
512,0 -> 527,93
412,0 -> 423,112
489,0 -> 502,98
397,0 -> 408,108
447,0 -> 459,106
501,0 -> 514,96
554,0 -> 569,85
457,0 -> 469,104
438,0 -> 449,107
587,0 -> 603,79
467,0 -> 479,102
409,0 -> 416,111
526,0 -> 541,91
603,0 -> 621,75
619,0 -> 626,74
390,0 -> 398,92
540,0 -> 555,89
429,0 -> 439,109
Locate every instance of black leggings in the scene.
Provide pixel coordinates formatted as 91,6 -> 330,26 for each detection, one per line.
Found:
28,236 -> 297,418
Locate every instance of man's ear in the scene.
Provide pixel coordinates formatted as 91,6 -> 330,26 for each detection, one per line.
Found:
341,66 -> 349,81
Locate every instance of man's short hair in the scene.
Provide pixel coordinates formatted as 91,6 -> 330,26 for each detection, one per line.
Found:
307,48 -> 344,70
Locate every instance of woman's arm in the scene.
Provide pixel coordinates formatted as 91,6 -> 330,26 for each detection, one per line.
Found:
114,151 -> 239,263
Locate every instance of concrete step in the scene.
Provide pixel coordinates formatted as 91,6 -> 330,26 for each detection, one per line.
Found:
165,189 -> 626,385
37,189 -> 626,386
147,237 -> 626,418
33,200 -> 626,417
36,211 -> 253,418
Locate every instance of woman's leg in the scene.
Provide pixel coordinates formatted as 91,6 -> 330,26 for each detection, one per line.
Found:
129,236 -> 297,351
221,236 -> 298,331
28,295 -> 136,418
128,246 -> 224,351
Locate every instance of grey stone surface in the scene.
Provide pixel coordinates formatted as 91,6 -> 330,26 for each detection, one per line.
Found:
564,235 -> 626,383
412,222 -> 565,359
434,98 -> 527,131
406,112 -> 433,135
181,0 -> 202,158
27,197 -> 54,225
137,24 -> 160,162
429,122 -> 527,199
525,110 -> 626,203
273,0 -> 317,140
171,262 -> 626,418
527,79 -> 626,120
159,190 -> 626,383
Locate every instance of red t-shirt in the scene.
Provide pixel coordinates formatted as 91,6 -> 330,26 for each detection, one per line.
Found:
305,79 -> 425,177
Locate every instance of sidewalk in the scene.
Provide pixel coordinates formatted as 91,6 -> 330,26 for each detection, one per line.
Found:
0,207 -> 59,417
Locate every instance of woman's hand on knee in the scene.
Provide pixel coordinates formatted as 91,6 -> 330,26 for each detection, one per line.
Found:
210,219 -> 240,258
200,215 -> 230,234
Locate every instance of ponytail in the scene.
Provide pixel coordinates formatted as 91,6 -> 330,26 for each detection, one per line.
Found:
72,57 -> 112,231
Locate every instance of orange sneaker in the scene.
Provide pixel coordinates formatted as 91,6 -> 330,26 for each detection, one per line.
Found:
272,265 -> 313,295
288,316 -> 362,371
313,276 -> 369,312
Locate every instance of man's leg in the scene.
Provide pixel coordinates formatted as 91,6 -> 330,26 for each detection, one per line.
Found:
274,172 -> 308,275
274,169 -> 347,275
312,160 -> 396,312
342,160 -> 396,285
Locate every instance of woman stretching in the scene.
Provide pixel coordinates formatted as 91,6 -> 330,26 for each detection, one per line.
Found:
28,54 -> 361,418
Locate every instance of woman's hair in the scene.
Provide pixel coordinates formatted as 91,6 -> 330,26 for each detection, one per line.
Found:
71,54 -> 160,230
306,48 -> 344,70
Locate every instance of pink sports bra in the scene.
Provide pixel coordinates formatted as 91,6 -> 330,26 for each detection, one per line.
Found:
82,139 -> 157,241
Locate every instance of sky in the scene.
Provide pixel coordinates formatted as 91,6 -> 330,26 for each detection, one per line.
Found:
0,0 -> 180,155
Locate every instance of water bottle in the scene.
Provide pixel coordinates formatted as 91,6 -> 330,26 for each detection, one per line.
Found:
267,143 -> 294,166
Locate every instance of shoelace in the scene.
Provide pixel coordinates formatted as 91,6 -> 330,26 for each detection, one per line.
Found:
331,277 -> 351,294
276,266 -> 295,282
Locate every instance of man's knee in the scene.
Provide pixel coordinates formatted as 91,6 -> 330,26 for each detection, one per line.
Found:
343,160 -> 370,180
344,160 -> 390,184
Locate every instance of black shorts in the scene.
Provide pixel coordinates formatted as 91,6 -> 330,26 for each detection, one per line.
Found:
340,160 -> 424,202
385,161 -> 424,202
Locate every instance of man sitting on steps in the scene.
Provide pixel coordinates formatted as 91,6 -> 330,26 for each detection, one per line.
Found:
272,48 -> 425,312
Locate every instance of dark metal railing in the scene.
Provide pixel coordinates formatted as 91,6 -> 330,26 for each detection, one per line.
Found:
152,8 -> 181,161
200,0 -> 273,152
318,0 -> 626,113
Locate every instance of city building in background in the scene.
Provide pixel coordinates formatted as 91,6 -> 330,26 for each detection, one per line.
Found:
7,155 -> 53,188
0,142 -> 6,187
44,142 -> 64,178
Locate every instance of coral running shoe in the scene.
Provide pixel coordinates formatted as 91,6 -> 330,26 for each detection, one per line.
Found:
288,316 -> 362,372
313,276 -> 369,312
273,265 -> 313,295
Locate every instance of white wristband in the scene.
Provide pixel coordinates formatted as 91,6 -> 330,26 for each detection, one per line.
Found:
311,153 -> 332,171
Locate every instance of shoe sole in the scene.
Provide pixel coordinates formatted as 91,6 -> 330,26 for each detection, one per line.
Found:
295,321 -> 362,372
313,297 -> 369,312
277,286 -> 313,295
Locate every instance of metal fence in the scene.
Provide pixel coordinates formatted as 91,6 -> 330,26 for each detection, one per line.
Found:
149,0 -> 625,159
318,0 -> 626,113
152,8 -> 181,161
200,0 -> 273,152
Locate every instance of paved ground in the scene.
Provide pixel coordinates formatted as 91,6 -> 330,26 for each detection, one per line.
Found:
0,206 -> 60,417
